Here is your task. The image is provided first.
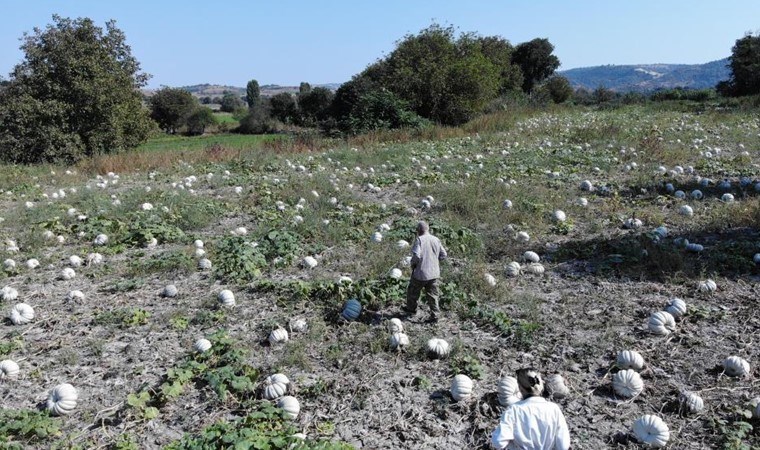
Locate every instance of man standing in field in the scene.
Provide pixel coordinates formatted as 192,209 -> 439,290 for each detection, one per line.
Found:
405,221 -> 447,322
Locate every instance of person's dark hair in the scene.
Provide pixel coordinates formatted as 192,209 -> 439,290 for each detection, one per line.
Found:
516,368 -> 544,397
416,221 -> 429,235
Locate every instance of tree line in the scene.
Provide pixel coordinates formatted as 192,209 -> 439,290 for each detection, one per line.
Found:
0,16 -> 758,164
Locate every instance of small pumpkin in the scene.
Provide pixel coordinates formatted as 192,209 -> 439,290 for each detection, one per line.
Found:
161,284 -> 178,298
632,415 -> 670,448
389,332 -> 410,350
679,205 -> 694,216
94,234 -> 109,246
341,299 -> 361,321
263,373 -> 290,400
698,279 -> 717,293
3,259 -> 16,270
496,376 -> 523,407
665,298 -> 687,319
451,374 -> 474,402
68,255 -> 83,267
269,327 -> 289,345
723,356 -> 750,377
0,359 -> 20,379
218,290 -> 236,307
277,395 -> 300,419
67,290 -> 85,301
193,338 -> 212,353
388,318 -> 404,333
515,231 -> 530,243
545,373 -> 569,399
685,243 -> 704,253
552,210 -> 566,222
691,189 -> 703,200
503,199 -> 513,209
679,390 -> 704,414
198,258 -> 212,270
616,350 -> 645,371
47,383 -> 78,416
9,303 -> 34,325
523,263 -> 545,275
624,218 -> 643,229
388,268 -> 402,279
580,180 -> 594,191
26,259 -> 40,269
721,193 -> 735,203
505,261 -> 521,277
648,311 -> 676,335
612,369 -> 644,398
484,273 -> 497,287
522,251 -> 540,263
302,256 -> 318,269
426,338 -> 450,359
371,232 -> 383,243
396,240 -> 410,249
1,286 -> 18,301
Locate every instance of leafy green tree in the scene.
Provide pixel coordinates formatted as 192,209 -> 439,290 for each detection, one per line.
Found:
543,76 -> 573,103
512,38 -> 560,93
344,89 -> 429,134
0,15 -> 154,163
149,87 -> 198,134
237,105 -> 274,134
220,92 -> 245,112
185,107 -> 216,135
474,36 -> 523,94
246,79 -> 260,109
299,82 -> 312,95
298,87 -> 334,126
717,33 -> 760,97
269,93 -> 297,123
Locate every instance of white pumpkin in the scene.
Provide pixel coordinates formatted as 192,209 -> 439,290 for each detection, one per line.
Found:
617,350 -> 645,371
685,243 -> 704,253
371,232 -> 383,243
698,279 -> 717,293
263,373 -> 290,400
552,210 -> 566,222
198,258 -> 212,270
194,239 -> 205,249
161,284 -> 178,298
524,263 -> 545,275
515,231 -> 530,243
1,286 -> 18,301
721,193 -> 735,203
67,290 -> 85,301
648,311 -> 676,335
503,199 -> 513,209
388,318 -> 404,333
545,373 -> 569,399
752,397 -> 760,419
302,256 -> 318,269
426,338 -> 450,358
68,255 -> 83,267
679,205 -> 694,216
723,356 -> 750,377
396,240 -> 410,249
94,234 -> 109,246
665,298 -> 687,319
754,253 -> 760,265
193,338 -> 212,353
632,415 -> 670,448
3,259 -> 16,270
505,261 -> 521,277
269,327 -> 289,345
580,180 -> 594,191
691,189 -> 703,200
624,218 -> 643,229
451,374 -> 474,402
59,267 -> 76,280
484,273 -> 497,287
389,332 -> 410,350
47,383 -> 78,415
289,318 -> 308,333
277,395 -> 300,419
341,299 -> 361,321
9,303 -> 34,325
497,376 -> 523,407
522,251 -> 540,263
26,259 -> 40,269
218,290 -> 236,307
612,369 -> 644,398
87,253 -> 104,265
679,390 -> 704,414
0,359 -> 20,379
388,268 -> 402,279
576,197 -> 588,207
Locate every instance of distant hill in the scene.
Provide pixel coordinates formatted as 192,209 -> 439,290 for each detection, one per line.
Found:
168,83 -> 343,98
559,59 -> 731,92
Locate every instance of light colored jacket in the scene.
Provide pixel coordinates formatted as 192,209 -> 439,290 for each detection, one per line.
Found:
411,233 -> 447,281
490,397 -> 571,450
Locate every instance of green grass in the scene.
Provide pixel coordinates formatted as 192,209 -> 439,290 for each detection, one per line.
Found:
213,112 -> 240,125
136,133 -> 280,153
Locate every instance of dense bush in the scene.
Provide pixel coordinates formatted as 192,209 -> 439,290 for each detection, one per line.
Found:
717,33 -> 760,97
150,87 -> 198,134
185,107 -> 217,135
342,90 -> 429,134
0,15 -> 154,164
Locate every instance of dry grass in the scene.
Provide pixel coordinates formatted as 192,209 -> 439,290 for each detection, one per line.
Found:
78,144 -> 247,175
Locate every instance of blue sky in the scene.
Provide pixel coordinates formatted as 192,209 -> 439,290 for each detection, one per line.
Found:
1,0 -> 758,88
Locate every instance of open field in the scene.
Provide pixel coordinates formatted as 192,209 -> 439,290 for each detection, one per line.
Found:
0,105 -> 759,449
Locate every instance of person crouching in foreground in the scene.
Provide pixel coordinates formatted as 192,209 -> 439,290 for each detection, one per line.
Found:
491,368 -> 571,450
405,220 -> 447,322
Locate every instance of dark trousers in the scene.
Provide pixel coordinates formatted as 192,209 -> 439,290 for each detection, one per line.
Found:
406,277 -> 441,314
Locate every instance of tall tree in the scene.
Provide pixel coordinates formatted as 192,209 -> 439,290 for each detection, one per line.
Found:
220,92 -> 245,112
298,87 -> 334,126
0,15 -> 154,163
717,33 -> 760,97
246,79 -> 260,109
149,87 -> 198,134
512,38 -> 560,93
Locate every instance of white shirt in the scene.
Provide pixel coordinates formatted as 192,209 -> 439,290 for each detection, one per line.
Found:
410,233 -> 447,281
491,397 -> 571,450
